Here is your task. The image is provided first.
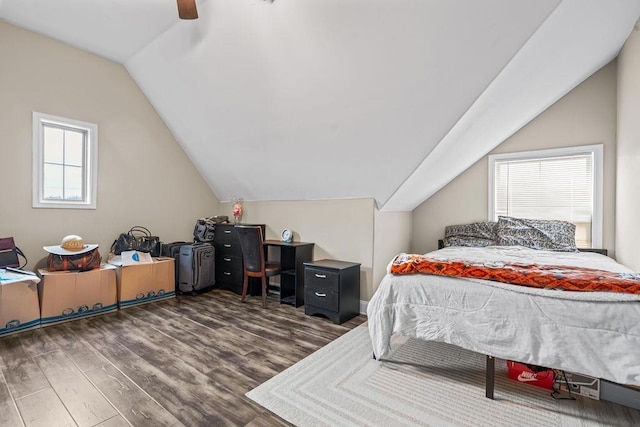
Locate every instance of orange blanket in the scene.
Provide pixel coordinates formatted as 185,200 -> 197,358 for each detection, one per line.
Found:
390,253 -> 640,294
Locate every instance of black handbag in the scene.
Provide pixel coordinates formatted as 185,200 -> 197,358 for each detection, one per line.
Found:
111,226 -> 161,257
0,237 -> 27,269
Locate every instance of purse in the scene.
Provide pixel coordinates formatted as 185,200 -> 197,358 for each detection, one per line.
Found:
47,248 -> 101,272
112,226 -> 161,257
0,237 -> 27,269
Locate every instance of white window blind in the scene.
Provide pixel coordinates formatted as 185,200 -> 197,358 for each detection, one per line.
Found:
489,145 -> 603,248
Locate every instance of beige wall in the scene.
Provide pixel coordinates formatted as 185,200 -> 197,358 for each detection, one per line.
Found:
0,22 -> 219,268
616,24 -> 640,270
373,210 -> 412,297
221,198 -> 379,300
412,60 -> 618,256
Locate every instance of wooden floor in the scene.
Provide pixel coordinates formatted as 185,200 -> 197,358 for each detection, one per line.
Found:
0,290 -> 366,427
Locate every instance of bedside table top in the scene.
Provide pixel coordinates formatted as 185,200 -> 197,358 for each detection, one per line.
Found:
303,259 -> 360,270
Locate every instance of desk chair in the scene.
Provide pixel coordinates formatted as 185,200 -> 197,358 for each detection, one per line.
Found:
235,225 -> 281,308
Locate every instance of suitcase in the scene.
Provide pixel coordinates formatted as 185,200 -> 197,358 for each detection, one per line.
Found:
162,241 -> 190,290
178,243 -> 215,294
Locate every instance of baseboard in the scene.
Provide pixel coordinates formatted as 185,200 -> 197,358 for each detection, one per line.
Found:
360,299 -> 368,316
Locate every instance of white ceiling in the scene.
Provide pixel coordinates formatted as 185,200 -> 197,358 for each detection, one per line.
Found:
2,0 -> 639,211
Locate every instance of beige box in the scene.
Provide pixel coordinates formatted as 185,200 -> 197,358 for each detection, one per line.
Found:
0,273 -> 40,336
114,257 -> 175,309
38,265 -> 118,326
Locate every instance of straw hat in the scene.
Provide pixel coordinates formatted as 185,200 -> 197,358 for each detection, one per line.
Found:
43,235 -> 99,255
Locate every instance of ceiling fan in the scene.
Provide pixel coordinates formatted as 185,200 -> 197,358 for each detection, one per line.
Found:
177,0 -> 198,20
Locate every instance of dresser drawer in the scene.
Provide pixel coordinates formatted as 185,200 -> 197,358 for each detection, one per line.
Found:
304,268 -> 339,292
215,254 -> 243,283
214,241 -> 243,256
214,224 -> 237,244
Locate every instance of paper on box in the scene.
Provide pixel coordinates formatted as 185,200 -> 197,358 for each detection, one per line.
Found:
114,257 -> 175,308
0,272 -> 40,336
121,250 -> 153,266
38,264 -> 118,326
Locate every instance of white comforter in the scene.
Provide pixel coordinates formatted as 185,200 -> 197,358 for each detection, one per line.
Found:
367,246 -> 640,386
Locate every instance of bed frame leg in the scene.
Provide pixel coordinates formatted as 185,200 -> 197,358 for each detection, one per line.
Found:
486,355 -> 495,399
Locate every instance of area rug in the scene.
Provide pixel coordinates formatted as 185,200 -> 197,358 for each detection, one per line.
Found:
247,325 -> 639,426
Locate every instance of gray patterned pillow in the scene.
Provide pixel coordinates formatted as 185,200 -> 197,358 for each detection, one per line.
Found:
496,216 -> 578,252
443,222 -> 497,247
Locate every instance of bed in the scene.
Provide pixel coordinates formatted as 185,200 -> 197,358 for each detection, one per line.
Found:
367,217 -> 640,399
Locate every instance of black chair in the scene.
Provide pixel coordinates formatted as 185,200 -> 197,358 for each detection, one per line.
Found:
235,225 -> 281,308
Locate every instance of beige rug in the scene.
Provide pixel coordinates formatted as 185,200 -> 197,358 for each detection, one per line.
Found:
247,326 -> 640,426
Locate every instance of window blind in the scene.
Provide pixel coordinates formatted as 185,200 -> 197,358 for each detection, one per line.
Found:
494,154 -> 594,247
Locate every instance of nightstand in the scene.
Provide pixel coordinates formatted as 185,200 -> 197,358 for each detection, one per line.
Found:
303,259 -> 360,324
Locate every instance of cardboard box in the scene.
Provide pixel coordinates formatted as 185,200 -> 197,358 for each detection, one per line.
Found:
38,265 -> 118,326
0,272 -> 41,336
507,361 -> 555,390
113,257 -> 175,309
555,371 -> 600,400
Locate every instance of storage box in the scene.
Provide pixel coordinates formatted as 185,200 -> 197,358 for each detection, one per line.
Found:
38,265 -> 118,326
0,271 -> 41,336
113,257 -> 175,309
555,371 -> 600,400
507,361 -> 555,390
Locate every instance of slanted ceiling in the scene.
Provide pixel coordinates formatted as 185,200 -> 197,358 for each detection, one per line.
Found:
1,0 -> 639,211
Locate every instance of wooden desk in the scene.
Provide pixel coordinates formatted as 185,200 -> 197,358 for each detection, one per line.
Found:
263,240 -> 314,307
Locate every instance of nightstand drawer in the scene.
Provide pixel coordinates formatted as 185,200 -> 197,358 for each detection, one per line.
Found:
305,286 -> 339,311
304,268 -> 339,292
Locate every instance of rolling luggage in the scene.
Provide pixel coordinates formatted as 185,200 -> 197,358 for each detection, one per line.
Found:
162,241 -> 189,290
179,243 -> 215,294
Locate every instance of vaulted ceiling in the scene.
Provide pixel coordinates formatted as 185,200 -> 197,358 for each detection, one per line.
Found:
1,0 -> 639,211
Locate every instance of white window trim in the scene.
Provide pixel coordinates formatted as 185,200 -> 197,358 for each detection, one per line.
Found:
488,144 -> 603,248
32,112 -> 98,209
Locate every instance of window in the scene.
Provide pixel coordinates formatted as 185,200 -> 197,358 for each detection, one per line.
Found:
488,145 -> 603,248
32,112 -> 98,209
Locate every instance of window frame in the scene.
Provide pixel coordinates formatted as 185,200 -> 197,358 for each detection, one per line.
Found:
488,144 -> 603,248
32,112 -> 98,209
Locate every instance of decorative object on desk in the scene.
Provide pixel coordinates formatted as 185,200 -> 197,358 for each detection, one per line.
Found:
281,229 -> 293,243
0,236 -> 27,269
111,226 -> 161,257
44,234 -> 101,272
232,196 -> 243,224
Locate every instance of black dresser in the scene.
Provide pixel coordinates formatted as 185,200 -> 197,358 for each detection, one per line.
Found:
213,223 -> 265,295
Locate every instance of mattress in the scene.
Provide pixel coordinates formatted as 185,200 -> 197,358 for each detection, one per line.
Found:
367,246 -> 640,386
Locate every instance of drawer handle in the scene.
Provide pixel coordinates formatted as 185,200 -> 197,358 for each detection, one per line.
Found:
314,292 -> 327,297
224,244 -> 232,248
223,257 -> 231,262
224,230 -> 231,234
224,272 -> 231,276
315,274 -> 326,279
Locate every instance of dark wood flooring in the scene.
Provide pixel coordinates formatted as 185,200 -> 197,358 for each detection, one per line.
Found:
0,290 -> 366,427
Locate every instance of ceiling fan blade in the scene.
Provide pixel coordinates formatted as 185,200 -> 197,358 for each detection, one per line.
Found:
177,0 -> 198,20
